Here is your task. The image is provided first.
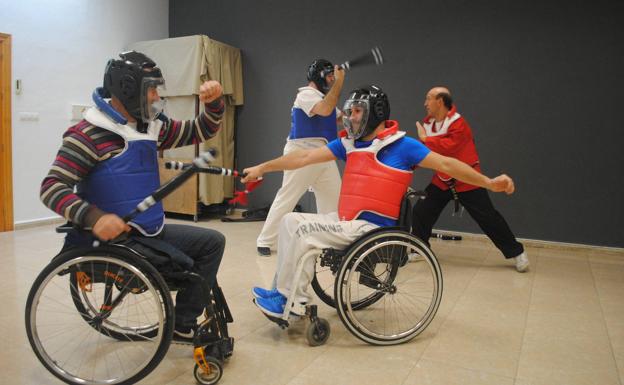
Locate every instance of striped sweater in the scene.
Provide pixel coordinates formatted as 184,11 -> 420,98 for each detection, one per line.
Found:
40,98 -> 225,227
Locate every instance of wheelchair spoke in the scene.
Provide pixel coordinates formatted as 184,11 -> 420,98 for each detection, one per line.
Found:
39,292 -> 85,314
55,324 -> 94,369
394,290 -> 435,311
38,322 -> 88,344
391,294 -> 422,329
74,330 -> 96,380
90,260 -> 98,312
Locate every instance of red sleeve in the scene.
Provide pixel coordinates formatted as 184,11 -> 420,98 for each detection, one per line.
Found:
423,119 -> 471,155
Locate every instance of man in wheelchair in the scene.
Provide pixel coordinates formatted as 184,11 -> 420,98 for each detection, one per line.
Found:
40,51 -> 227,344
242,85 -> 516,319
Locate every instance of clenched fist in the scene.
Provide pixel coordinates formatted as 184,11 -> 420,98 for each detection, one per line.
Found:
199,80 -> 223,103
92,213 -> 131,241
488,174 -> 515,195
241,165 -> 263,183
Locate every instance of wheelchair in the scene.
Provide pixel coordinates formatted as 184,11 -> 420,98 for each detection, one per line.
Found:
25,153 -> 236,385
261,189 -> 443,347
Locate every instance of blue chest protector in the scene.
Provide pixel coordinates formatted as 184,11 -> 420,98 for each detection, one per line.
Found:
289,107 -> 337,143
77,107 -> 165,236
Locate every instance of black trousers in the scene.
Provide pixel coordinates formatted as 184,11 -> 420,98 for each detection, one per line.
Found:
159,224 -> 225,329
412,184 -> 524,259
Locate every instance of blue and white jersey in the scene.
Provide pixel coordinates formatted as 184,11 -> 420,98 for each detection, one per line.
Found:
288,86 -> 340,145
78,107 -> 165,236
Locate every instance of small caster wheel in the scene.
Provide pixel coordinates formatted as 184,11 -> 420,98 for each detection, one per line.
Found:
306,318 -> 330,346
194,356 -> 223,385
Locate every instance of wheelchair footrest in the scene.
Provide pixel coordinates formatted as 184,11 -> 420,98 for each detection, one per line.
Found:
261,312 -> 290,329
220,337 -> 234,359
197,336 -> 235,361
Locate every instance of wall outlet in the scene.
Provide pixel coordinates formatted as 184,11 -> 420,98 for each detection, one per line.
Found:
71,104 -> 90,121
18,112 -> 39,121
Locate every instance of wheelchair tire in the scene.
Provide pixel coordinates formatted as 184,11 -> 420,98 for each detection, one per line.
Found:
25,246 -> 174,385
334,230 -> 443,345
194,357 -> 223,385
306,318 -> 330,347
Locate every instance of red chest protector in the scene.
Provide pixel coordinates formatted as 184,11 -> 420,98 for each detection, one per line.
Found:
338,120 -> 413,221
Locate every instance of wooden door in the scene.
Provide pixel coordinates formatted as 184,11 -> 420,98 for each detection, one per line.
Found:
0,33 -> 13,232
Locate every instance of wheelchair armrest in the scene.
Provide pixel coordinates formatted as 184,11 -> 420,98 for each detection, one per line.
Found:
162,271 -> 204,289
56,222 -> 75,233
321,248 -> 347,258
56,222 -> 93,234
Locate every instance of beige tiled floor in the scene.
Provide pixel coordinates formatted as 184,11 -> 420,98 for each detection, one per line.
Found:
1,218 -> 623,385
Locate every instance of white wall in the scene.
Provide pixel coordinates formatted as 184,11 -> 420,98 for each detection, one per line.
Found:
0,0 -> 169,224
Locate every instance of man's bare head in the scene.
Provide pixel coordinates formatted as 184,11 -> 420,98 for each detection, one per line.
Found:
424,86 -> 453,119
428,87 -> 451,98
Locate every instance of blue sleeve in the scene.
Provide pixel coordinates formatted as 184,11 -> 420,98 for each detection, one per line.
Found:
327,138 -> 346,161
402,137 -> 431,166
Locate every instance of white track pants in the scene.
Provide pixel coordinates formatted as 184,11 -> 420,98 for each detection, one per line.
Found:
274,212 -> 377,303
257,139 -> 341,249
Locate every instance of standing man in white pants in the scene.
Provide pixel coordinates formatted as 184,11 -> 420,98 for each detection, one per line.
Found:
256,59 -> 346,256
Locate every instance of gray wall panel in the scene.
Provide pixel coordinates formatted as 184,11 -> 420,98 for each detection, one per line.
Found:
170,0 -> 624,247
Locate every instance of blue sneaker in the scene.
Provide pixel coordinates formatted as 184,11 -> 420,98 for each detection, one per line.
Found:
252,286 -> 281,299
255,294 -> 287,317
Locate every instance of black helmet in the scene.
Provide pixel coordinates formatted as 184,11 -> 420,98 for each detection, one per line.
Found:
307,59 -> 334,93
342,85 -> 390,140
103,51 -> 165,122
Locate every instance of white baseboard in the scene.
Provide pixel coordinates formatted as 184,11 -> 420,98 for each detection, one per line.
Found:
432,228 -> 624,254
14,216 -> 65,230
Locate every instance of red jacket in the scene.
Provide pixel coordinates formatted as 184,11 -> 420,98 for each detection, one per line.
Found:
422,106 -> 481,192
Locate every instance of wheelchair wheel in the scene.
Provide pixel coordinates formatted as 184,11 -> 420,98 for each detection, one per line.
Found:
194,356 -> 223,385
25,246 -> 174,385
312,249 -> 385,310
335,230 -> 443,345
305,318 -> 330,347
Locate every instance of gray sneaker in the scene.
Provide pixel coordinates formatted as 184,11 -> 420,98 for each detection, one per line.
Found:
514,252 -> 529,273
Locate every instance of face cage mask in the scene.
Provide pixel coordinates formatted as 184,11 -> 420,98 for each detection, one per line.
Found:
139,77 -> 166,122
342,99 -> 370,139
318,68 -> 334,93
